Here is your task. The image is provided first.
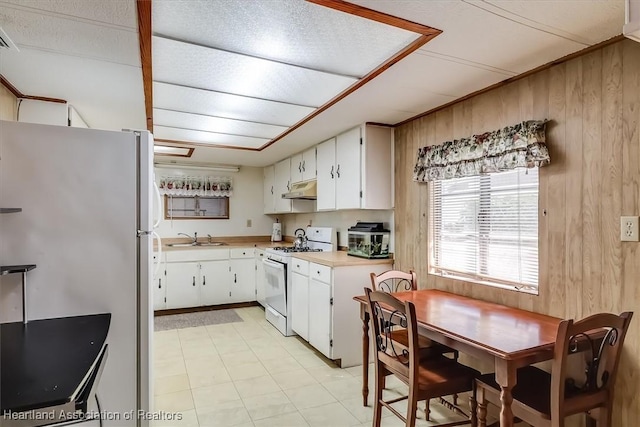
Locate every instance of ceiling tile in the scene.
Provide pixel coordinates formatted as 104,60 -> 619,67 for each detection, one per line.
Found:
153,82 -> 314,127
0,6 -> 139,66
0,0 -> 137,28
153,36 -> 358,107
153,0 -> 419,78
381,50 -> 510,98
481,0 -> 624,45
153,126 -> 269,149
153,109 -> 287,140
352,0 -> 598,74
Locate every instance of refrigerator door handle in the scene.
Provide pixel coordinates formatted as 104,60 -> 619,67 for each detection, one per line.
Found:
153,177 -> 162,229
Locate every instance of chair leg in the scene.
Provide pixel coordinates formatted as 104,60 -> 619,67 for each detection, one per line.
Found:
476,386 -> 487,427
452,351 -> 460,407
372,368 -> 385,427
596,407 -> 611,427
406,383 -> 419,427
424,399 -> 430,421
470,387 -> 477,427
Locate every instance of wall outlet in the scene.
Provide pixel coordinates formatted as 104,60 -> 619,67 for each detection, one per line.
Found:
620,216 -> 639,242
246,219 -> 252,228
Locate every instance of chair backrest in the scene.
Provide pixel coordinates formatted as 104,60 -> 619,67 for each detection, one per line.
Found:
370,270 -> 417,293
550,311 -> 633,420
364,288 -> 419,377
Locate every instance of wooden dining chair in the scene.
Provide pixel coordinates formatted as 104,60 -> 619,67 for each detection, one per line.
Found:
365,288 -> 479,427
370,270 -> 461,420
475,311 -> 633,427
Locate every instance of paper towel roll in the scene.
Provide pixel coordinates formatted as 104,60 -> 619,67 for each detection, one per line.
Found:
271,222 -> 282,242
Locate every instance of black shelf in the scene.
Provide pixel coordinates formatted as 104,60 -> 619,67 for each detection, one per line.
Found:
0,208 -> 22,214
1,265 -> 37,275
1,313 -> 112,413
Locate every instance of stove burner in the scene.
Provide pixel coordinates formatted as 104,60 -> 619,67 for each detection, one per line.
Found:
271,247 -> 323,253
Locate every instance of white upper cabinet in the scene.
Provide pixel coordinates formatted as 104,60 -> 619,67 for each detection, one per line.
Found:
335,127 -> 361,210
316,124 -> 393,211
290,153 -> 303,184
263,165 -> 275,214
301,147 -> 317,182
265,124 -> 391,213
291,147 -> 317,184
361,125 -> 393,209
316,137 -> 337,211
274,158 -> 292,213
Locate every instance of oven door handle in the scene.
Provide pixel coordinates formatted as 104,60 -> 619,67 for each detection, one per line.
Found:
263,258 -> 286,270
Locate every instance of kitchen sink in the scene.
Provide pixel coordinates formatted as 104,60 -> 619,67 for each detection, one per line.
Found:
166,242 -> 197,247
166,242 -> 227,247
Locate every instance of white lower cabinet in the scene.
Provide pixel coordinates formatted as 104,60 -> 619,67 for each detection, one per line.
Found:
230,258 -> 256,303
165,261 -> 201,309
291,257 -> 392,367
291,271 -> 309,340
200,260 -> 231,305
162,248 -> 257,310
308,277 -> 331,357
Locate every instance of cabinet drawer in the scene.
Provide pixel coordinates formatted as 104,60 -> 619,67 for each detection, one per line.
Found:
166,248 -> 230,262
291,258 -> 309,275
310,262 -> 331,284
230,248 -> 254,258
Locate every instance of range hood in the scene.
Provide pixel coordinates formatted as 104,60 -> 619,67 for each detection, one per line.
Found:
282,181 -> 317,200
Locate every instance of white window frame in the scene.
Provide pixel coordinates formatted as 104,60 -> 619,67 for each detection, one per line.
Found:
428,168 -> 539,295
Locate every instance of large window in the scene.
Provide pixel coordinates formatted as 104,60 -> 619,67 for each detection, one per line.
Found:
429,168 -> 539,293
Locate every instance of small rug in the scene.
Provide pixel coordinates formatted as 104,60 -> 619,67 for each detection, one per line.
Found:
154,309 -> 243,331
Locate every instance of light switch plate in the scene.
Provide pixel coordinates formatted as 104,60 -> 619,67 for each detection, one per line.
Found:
620,216 -> 639,241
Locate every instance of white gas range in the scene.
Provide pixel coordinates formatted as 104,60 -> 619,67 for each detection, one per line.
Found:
263,227 -> 336,336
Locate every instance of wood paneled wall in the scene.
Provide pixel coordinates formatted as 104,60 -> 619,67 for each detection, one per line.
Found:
394,39 -> 640,426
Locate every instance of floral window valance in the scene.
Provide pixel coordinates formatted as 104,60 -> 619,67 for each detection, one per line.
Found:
413,120 -> 550,182
158,175 -> 233,197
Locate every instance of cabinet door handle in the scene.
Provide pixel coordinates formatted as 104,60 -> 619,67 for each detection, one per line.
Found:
234,273 -> 237,283
202,276 -> 206,286
298,162 -> 302,173
302,160 -> 305,172
336,164 -> 340,178
192,276 -> 196,286
330,166 -> 334,179
271,186 -> 274,195
158,278 -> 161,289
287,181 -> 290,191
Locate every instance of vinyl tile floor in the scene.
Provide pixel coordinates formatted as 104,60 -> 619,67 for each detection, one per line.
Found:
153,306 -> 474,427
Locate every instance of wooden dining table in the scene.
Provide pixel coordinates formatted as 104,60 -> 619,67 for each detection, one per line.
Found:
353,289 -> 562,427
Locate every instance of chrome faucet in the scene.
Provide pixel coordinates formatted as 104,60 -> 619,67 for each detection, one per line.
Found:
178,232 -> 197,244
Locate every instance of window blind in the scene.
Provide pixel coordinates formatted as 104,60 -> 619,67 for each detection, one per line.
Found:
429,168 -> 539,290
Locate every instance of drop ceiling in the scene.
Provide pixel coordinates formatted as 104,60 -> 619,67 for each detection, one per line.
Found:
0,0 -> 626,167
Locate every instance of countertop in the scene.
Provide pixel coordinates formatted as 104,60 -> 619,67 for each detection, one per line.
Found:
1,313 -> 111,413
290,251 -> 394,267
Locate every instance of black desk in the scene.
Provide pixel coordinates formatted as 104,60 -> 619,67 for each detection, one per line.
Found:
1,313 -> 111,416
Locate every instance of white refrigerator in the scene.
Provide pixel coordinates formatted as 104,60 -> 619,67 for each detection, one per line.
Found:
0,120 -> 156,426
